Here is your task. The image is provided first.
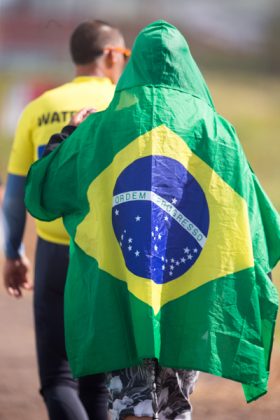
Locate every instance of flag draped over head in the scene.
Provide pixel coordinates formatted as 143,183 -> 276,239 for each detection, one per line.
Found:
25,20 -> 279,402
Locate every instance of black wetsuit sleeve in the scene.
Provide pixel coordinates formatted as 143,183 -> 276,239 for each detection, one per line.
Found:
42,125 -> 77,157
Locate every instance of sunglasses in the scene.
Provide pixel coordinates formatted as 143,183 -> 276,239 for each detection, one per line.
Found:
105,46 -> 131,59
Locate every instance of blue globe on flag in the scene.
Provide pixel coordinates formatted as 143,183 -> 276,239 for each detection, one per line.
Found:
112,156 -> 209,284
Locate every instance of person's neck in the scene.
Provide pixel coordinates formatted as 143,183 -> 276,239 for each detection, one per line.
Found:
75,64 -> 108,79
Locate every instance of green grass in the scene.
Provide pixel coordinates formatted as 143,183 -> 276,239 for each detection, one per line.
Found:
0,137 -> 11,183
0,75 -> 13,182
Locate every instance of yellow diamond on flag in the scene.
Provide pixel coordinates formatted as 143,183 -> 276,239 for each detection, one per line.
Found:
75,125 -> 254,314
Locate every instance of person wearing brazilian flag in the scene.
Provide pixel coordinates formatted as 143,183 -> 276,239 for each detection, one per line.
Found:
25,20 -> 280,420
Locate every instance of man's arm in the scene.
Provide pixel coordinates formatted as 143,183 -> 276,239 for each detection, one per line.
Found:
2,174 -> 32,297
25,108 -> 96,223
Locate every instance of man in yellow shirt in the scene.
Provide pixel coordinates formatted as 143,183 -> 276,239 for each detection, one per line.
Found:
2,20 -> 129,420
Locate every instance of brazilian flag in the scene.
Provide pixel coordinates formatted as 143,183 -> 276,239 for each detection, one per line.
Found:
25,21 -> 280,402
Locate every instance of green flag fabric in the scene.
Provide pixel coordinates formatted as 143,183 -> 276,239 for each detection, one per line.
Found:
25,21 -> 279,402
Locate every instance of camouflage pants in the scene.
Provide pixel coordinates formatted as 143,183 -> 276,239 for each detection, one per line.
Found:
107,359 -> 198,420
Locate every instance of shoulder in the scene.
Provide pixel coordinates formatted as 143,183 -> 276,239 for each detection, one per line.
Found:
19,82 -> 75,122
19,84 -> 67,116
37,81 -> 74,101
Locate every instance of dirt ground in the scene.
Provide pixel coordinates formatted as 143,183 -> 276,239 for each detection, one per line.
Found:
1,217 -> 280,420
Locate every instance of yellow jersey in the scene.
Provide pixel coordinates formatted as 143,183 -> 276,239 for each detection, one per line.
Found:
8,76 -> 115,245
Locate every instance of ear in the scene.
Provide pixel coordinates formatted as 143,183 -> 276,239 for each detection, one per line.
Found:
103,48 -> 117,68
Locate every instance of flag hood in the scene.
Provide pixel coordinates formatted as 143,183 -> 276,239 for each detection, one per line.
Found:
117,20 -> 215,109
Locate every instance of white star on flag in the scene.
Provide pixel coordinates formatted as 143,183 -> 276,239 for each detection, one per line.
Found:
181,257 -> 186,263
184,247 -> 190,254
164,216 -> 169,221
187,254 -> 193,260
135,215 -> 141,221
155,226 -> 159,231
128,238 -> 133,243
193,248 -> 198,253
158,234 -> 162,240
172,198 -> 177,204
128,246 -> 132,251
135,250 -> 140,257
115,209 -> 119,215
154,245 -> 158,251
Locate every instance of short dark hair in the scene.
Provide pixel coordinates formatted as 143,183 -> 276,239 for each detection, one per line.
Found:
70,20 -> 123,65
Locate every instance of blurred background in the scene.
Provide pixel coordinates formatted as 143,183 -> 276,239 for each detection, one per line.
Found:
0,1 -> 279,419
